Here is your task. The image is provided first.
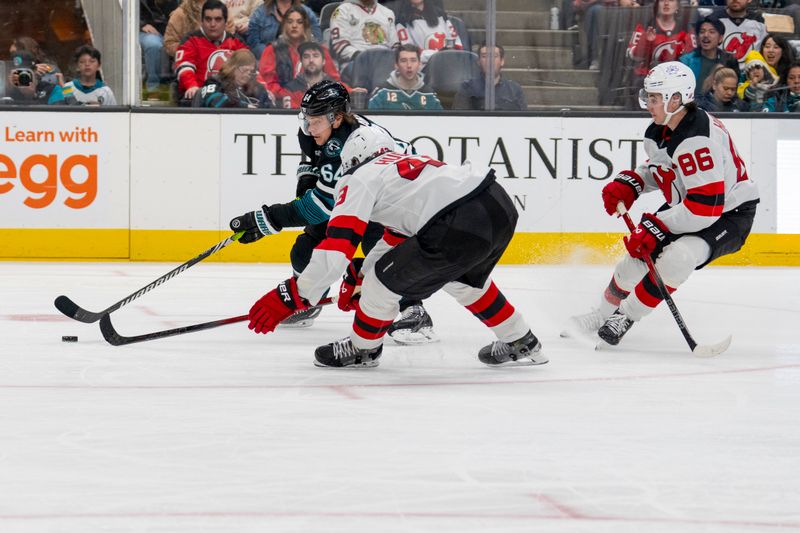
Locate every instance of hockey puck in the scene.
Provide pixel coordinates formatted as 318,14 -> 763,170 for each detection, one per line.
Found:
62,336 -> 78,342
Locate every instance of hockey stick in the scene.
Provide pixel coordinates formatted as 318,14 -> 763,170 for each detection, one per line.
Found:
54,232 -> 245,323
617,203 -> 731,357
99,296 -> 337,346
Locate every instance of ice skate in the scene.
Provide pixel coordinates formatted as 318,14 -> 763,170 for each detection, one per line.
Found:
560,308 -> 605,339
478,331 -> 548,367
280,305 -> 322,328
386,304 -> 439,345
597,309 -> 634,346
314,337 -> 383,368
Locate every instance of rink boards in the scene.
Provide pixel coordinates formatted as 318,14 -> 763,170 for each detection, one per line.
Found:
1,109 -> 798,265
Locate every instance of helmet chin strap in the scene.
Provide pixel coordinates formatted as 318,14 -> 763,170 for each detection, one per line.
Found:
658,98 -> 686,126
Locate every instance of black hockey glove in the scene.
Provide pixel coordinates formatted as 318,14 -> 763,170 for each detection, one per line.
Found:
296,164 -> 320,198
230,205 -> 282,244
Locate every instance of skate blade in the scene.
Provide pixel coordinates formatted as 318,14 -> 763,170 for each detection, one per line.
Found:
484,353 -> 549,367
387,327 -> 439,345
313,360 -> 380,368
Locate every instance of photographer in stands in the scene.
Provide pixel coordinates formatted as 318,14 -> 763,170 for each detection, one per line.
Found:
4,51 -> 53,105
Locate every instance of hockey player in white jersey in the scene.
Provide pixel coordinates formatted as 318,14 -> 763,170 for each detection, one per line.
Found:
567,61 -> 759,346
243,126 -> 547,368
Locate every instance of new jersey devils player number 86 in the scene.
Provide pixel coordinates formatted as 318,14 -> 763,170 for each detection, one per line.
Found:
566,61 -> 759,348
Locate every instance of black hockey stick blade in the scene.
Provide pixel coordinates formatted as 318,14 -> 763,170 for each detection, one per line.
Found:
55,231 -> 244,323
99,296 -> 337,346
617,203 -> 731,357
100,313 -> 248,346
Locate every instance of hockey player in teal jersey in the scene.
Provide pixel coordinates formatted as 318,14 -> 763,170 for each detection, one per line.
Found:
368,44 -> 443,111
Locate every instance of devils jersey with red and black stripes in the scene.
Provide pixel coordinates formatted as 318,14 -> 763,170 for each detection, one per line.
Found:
630,108 -> 759,235
174,30 -> 248,94
296,154 -> 491,304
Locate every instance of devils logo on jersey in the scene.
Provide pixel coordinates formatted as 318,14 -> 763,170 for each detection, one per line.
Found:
723,32 -> 758,61
207,49 -> 233,79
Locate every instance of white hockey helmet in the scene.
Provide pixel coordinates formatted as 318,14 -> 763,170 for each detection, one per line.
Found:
341,126 -> 395,172
638,61 -> 696,123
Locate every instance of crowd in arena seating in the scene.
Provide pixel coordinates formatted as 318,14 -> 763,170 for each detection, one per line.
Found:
570,0 -> 800,111
9,0 -> 800,111
3,37 -> 116,106
133,0 -> 529,110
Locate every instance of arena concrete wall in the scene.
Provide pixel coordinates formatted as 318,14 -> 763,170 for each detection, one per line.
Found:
1,110 -> 798,265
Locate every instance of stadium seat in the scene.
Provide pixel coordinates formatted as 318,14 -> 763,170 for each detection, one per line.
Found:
320,2 -> 342,31
423,49 -> 480,108
349,48 -> 396,93
448,15 -> 471,52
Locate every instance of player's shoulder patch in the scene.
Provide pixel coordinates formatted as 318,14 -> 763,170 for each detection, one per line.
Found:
324,137 -> 343,158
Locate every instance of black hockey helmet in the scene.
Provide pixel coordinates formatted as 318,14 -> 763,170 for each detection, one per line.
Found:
300,80 -> 351,118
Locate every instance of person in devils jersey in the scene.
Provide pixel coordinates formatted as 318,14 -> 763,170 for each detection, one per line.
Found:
174,0 -> 249,102
235,126 -> 548,368
565,62 -> 759,346
627,0 -> 694,95
229,80 -> 439,343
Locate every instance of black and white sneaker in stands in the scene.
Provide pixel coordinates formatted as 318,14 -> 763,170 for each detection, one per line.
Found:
314,337 -> 383,368
280,305 -> 322,328
597,309 -> 634,346
478,331 -> 548,367
560,308 -> 605,338
386,304 -> 438,345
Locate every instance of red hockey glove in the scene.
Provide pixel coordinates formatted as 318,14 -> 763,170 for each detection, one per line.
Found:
624,213 -> 672,260
338,258 -> 364,312
248,277 -> 308,334
602,171 -> 644,215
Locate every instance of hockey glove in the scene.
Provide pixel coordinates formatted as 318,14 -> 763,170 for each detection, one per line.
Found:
229,205 -> 282,244
296,164 -> 321,198
624,213 -> 672,260
248,277 -> 309,334
602,171 -> 644,216
338,258 -> 364,312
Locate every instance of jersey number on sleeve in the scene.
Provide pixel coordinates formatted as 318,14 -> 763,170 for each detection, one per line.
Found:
396,156 -> 445,180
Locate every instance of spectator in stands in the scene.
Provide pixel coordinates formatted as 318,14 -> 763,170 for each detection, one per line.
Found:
769,62 -> 800,111
49,45 -> 117,105
279,41 -> 345,107
394,0 -> 462,66
368,44 -> 442,109
737,49 -> 778,110
4,51 -> 54,105
225,0 -> 262,37
627,0 -> 694,82
247,0 -> 322,59
174,0 -> 249,102
453,43 -> 527,111
695,65 -> 748,111
47,44 -> 117,105
330,0 -> 399,80
679,16 -> 739,91
164,0 -> 205,58
259,6 -> 340,96
572,0 -> 614,70
194,48 -> 274,107
760,33 -> 795,85
140,0 -> 180,99
710,0 -> 767,67
9,37 -> 61,96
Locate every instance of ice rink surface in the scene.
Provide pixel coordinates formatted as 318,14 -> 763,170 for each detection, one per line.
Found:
0,261 -> 798,533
